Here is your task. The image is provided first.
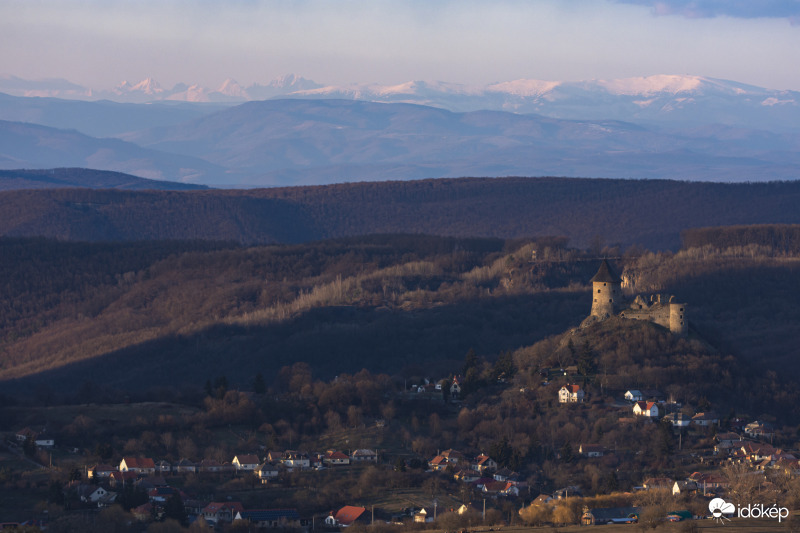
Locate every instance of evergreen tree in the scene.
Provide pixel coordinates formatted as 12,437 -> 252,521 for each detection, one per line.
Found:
252,372 -> 266,395
164,492 -> 189,527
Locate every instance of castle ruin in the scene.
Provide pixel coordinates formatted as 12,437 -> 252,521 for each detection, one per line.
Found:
587,260 -> 688,336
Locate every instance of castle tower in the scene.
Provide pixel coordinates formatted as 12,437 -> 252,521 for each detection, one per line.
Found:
669,301 -> 688,336
590,260 -> 622,319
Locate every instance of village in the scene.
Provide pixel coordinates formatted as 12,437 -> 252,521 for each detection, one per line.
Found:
5,372 -> 797,531
2,260 -> 799,530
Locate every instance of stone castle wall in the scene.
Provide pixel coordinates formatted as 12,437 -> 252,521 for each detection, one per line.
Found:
618,294 -> 687,335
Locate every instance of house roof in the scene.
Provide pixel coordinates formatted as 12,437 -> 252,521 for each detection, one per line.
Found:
234,454 -> 260,465
562,384 -> 582,393
590,260 -> 621,284
325,451 -> 349,460
475,454 -> 494,465
122,457 -> 155,469
335,506 -> 367,525
352,449 -> 376,457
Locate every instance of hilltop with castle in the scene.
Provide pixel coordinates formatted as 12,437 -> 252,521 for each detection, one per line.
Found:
583,260 -> 688,336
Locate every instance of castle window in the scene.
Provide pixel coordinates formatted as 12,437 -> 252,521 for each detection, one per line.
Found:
594,299 -> 597,302
609,299 -> 613,303
597,289 -> 601,293
680,307 -> 684,311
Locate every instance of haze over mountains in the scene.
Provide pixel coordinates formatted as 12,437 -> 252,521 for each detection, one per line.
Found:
1,73 -> 798,186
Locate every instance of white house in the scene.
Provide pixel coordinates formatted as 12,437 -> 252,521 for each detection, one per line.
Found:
559,384 -> 585,403
232,454 -> 260,472
692,412 -> 720,427
663,412 -> 691,428
624,390 -> 643,402
633,401 -> 659,418
254,463 -> 279,484
351,449 -> 378,462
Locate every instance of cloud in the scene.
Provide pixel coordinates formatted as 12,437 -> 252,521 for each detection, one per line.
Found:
617,0 -> 800,22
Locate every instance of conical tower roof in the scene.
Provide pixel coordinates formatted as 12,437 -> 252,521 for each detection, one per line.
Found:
590,259 -> 621,284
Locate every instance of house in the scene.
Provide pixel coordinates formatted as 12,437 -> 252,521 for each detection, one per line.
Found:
281,451 -> 310,470
88,464 -> 117,479
108,470 -> 137,487
77,484 -> 111,504
739,442 -> 777,462
328,506 -> 369,527
428,455 -> 450,471
199,459 -> 223,473
482,481 -> 519,497
688,472 -> 728,493
745,421 -> 774,439
579,444 -> 604,457
472,453 -> 497,472
147,486 -> 180,503
414,508 -> 429,523
453,468 -> 481,483
351,449 -> 378,462
581,506 -> 639,526
558,384 -> 585,403
15,427 -> 38,443
235,509 -> 303,529
450,376 -> 463,398
34,437 -> 55,448
174,459 -> 197,473
493,467 -> 517,481
202,502 -> 244,525
532,494 -> 553,505
232,454 -> 260,472
672,481 -> 697,496
155,460 -> 172,474
255,463 -> 279,483
457,503 -> 480,515
119,457 -> 156,475
624,390 -> 643,402
323,450 -> 350,466
633,401 -> 659,418
691,412 -> 719,427
663,412 -> 691,428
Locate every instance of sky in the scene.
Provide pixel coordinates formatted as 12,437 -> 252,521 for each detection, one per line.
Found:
3,0 -> 800,91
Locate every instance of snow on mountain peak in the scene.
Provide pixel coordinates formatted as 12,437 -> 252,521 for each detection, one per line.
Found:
218,78 -> 248,98
131,78 -> 164,94
597,75 -> 704,96
486,79 -> 562,97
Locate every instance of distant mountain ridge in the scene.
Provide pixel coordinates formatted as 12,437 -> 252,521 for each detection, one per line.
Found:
0,168 -> 207,191
3,73 -> 799,130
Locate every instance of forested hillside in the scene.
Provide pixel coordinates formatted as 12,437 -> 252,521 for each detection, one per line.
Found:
1,232 -> 799,411
3,177 -> 800,249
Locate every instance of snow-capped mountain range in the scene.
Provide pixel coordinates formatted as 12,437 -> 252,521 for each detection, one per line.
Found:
2,73 -> 799,131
